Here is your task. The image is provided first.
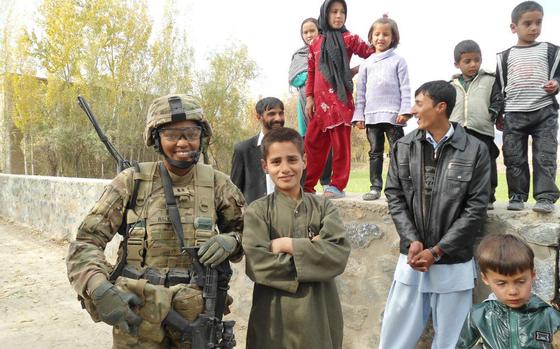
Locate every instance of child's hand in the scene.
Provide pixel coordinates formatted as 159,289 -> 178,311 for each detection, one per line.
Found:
311,235 -> 321,241
543,80 -> 559,94
271,237 -> 294,255
396,114 -> 411,125
350,65 -> 360,77
354,121 -> 365,129
305,96 -> 315,119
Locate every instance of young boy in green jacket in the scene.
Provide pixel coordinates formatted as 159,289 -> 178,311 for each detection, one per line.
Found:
456,234 -> 560,348
242,127 -> 350,349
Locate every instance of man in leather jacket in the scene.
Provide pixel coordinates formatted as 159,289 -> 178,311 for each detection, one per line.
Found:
379,80 -> 491,349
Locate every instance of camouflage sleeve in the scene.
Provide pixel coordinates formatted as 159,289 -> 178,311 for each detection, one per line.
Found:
66,169 -> 134,298
214,171 -> 245,262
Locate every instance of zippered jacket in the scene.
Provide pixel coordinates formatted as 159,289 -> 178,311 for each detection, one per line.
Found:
456,294 -> 560,348
494,42 -> 560,110
385,123 -> 490,264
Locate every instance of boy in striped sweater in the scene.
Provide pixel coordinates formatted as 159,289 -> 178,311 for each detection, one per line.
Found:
494,1 -> 560,213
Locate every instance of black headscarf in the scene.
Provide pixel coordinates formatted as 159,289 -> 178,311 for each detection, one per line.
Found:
317,0 -> 352,103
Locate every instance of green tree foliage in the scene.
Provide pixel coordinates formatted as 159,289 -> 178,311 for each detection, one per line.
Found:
2,0 -> 258,178
196,45 -> 258,172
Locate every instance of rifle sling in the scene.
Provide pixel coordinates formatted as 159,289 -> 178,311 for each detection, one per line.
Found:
109,162 -> 142,282
159,162 -> 188,254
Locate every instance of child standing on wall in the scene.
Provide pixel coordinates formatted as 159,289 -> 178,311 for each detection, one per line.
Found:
456,234 -> 560,348
289,17 -> 333,187
495,1 -> 560,213
450,40 -> 503,210
242,127 -> 350,349
304,0 -> 374,199
352,15 -> 411,201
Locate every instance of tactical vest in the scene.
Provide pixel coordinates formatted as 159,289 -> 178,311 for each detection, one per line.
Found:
119,161 -> 218,273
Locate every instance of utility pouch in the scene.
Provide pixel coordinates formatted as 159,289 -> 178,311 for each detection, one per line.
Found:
144,267 -> 167,286
122,265 -> 143,280
125,219 -> 147,268
167,268 -> 191,287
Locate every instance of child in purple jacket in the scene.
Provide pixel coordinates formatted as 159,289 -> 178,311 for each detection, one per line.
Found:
352,15 -> 411,201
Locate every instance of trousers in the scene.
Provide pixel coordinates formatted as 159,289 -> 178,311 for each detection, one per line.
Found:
304,118 -> 352,192
465,128 -> 499,203
366,123 -> 404,191
379,280 -> 472,349
503,104 -> 559,202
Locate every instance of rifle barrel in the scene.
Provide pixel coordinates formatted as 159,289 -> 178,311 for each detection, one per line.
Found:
77,96 -> 131,171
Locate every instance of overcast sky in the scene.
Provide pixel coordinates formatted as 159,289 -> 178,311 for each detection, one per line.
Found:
146,0 -> 560,100
5,0 -> 560,126
7,0 -> 560,98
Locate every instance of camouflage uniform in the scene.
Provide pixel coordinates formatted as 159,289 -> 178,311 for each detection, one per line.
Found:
67,95 -> 245,348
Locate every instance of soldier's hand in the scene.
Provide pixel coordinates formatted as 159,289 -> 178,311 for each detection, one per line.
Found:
91,280 -> 143,335
198,234 -> 238,267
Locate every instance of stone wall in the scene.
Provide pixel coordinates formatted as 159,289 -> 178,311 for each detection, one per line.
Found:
0,173 -> 559,348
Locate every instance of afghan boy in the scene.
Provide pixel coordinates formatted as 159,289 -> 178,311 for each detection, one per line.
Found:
242,127 -> 350,349
496,1 -> 560,213
457,234 -> 560,348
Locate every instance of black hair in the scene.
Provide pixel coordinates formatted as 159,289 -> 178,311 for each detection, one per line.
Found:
477,234 -> 534,276
255,97 -> 284,116
415,80 -> 456,119
368,15 -> 400,49
301,17 -> 320,43
261,127 -> 304,160
511,1 -> 543,24
453,40 -> 481,63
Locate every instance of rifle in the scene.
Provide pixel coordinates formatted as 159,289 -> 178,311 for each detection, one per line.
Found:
164,248 -> 236,348
77,96 -> 140,282
77,96 -> 136,172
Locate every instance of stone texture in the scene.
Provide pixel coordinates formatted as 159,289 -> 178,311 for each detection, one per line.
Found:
0,176 -> 559,348
522,223 -> 560,246
345,222 -> 383,249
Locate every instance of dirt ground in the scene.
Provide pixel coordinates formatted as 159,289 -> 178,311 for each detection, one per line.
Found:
0,217 -> 112,348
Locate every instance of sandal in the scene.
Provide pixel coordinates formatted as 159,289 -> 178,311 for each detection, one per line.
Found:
324,186 -> 345,199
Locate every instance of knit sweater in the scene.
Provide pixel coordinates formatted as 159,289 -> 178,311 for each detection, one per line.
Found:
352,48 -> 411,126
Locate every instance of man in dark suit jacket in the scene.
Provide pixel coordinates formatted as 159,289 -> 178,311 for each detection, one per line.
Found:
231,97 -> 285,204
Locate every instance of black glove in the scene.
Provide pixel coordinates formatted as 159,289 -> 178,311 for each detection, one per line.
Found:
91,280 -> 143,335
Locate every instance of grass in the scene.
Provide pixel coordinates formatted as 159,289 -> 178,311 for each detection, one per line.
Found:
324,167 -> 560,203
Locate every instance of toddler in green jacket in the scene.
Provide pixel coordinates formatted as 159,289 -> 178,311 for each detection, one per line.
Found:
456,234 -> 560,348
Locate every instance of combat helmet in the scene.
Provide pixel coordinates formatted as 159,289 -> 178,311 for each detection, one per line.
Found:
144,94 -> 212,169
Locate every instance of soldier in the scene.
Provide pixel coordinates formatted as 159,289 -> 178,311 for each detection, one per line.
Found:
66,94 -> 245,348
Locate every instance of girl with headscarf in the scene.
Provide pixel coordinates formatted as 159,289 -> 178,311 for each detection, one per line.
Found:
304,0 -> 374,198
289,17 -> 320,137
289,17 -> 333,187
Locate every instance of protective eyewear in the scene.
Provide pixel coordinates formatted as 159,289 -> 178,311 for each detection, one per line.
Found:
159,126 -> 202,142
